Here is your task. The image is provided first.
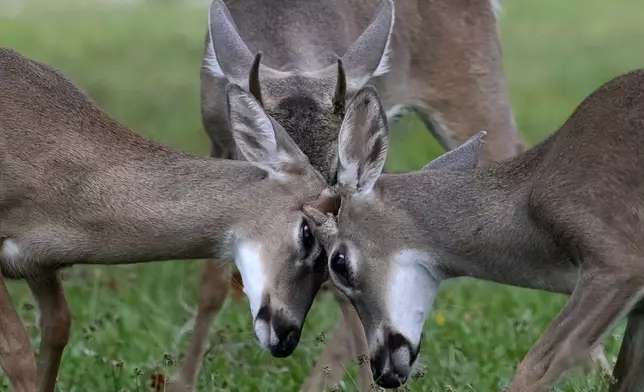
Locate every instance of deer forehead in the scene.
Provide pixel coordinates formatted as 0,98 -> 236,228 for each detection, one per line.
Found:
338,197 -> 391,234
260,74 -> 336,107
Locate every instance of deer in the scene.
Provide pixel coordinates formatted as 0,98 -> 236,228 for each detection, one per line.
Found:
0,47 -> 339,392
303,71 -> 644,391
173,0 -> 526,390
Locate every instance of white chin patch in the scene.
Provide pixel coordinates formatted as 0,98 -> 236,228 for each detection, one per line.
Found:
254,318 -> 270,349
387,250 -> 440,345
235,242 -> 266,319
253,317 -> 279,350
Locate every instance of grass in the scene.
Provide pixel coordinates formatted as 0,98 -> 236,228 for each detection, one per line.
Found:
1,0 -> 644,390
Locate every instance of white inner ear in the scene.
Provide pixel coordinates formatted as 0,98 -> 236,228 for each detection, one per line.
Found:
337,110 -> 361,190
205,4 -> 226,78
360,131 -> 387,194
234,242 -> 266,319
387,250 -> 441,345
230,94 -> 280,163
371,0 -> 396,78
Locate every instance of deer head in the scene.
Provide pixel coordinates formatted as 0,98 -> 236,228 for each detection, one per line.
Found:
224,84 -> 332,357
304,85 -> 487,387
204,0 -> 395,181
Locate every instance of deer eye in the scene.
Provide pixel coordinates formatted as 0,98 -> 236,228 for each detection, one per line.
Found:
300,220 -> 315,259
330,249 -> 350,287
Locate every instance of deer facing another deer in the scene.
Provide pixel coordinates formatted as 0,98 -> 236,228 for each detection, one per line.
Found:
0,48 -> 335,392
176,0 -> 526,390
306,71 -> 644,391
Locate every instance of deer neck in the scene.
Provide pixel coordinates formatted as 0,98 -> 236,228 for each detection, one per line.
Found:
378,156 -> 578,295
5,149 -> 269,272
80,155 -> 265,264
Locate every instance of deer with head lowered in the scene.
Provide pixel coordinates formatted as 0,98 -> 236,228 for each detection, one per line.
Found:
0,48 -> 335,392
176,0 -> 525,389
305,72 -> 644,391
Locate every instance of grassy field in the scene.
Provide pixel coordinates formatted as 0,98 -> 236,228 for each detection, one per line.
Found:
2,0 -> 644,390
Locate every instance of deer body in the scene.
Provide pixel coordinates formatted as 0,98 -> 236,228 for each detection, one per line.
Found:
202,0 -> 521,164
177,0 -> 523,390
0,48 -> 330,392
310,71 -> 644,390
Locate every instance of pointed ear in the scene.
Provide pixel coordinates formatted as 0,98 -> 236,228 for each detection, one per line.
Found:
423,131 -> 487,171
205,0 -> 280,86
336,85 -> 388,194
341,0 -> 395,91
204,0 -> 253,84
226,84 -> 310,177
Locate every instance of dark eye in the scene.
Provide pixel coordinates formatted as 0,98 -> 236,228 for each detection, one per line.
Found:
301,220 -> 314,258
330,250 -> 350,286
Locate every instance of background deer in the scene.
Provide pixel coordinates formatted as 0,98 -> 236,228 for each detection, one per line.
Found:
0,48 -> 333,392
305,72 -> 644,390
176,0 -> 525,389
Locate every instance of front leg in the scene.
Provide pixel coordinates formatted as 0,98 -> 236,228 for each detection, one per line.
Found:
610,301 -> 644,392
0,270 -> 37,392
508,270 -> 643,392
27,272 -> 71,392
300,284 -> 373,392
169,259 -> 232,392
334,288 -> 373,392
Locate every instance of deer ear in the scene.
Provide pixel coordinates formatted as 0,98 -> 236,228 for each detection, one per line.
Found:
204,0 -> 254,85
226,84 -> 310,177
423,131 -> 487,171
205,0 -> 281,88
341,0 -> 395,91
336,85 -> 388,195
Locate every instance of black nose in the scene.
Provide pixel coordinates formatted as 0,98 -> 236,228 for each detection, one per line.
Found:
371,331 -> 416,389
269,327 -> 300,358
373,367 -> 405,389
255,304 -> 302,358
371,359 -> 407,389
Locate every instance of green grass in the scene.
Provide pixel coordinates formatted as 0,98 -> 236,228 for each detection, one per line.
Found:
1,0 -> 644,390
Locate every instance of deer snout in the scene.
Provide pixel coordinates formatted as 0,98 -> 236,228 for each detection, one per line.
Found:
371,329 -> 420,389
253,304 -> 302,358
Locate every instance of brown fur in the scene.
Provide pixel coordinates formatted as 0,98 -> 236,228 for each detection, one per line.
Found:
177,0 -> 525,390
310,71 -> 644,390
0,48 -> 329,392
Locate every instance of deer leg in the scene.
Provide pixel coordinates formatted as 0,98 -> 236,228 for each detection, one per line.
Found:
301,308 -> 353,392
26,273 -> 71,392
507,270 -> 643,392
385,104 -> 413,128
300,285 -> 372,392
0,271 -> 37,392
170,259 -> 231,392
589,343 -> 613,381
390,0 -> 524,165
610,301 -> 644,392
335,288 -> 373,392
